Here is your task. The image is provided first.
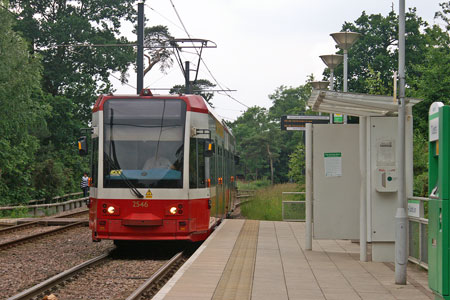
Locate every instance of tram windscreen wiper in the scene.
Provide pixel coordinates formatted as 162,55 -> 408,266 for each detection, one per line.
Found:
108,108 -> 144,199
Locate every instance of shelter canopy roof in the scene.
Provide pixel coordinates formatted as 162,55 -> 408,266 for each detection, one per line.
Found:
307,90 -> 422,117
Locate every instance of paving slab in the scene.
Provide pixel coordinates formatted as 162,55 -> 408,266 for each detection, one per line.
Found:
154,220 -> 433,300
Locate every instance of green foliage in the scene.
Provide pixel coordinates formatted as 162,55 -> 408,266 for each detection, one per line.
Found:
237,179 -> 271,191
0,206 -> 30,218
10,0 -> 137,123
0,1 -> 139,205
0,8 -> 46,203
331,9 -> 428,94
412,130 -> 428,197
144,25 -> 174,76
230,84 -> 313,184
288,143 -> 305,186
170,79 -> 216,105
231,106 -> 281,184
240,183 -> 299,220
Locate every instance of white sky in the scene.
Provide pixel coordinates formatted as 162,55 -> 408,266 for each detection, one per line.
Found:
111,0 -> 443,121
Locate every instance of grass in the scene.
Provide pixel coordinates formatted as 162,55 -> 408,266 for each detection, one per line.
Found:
239,182 -> 303,221
237,179 -> 271,191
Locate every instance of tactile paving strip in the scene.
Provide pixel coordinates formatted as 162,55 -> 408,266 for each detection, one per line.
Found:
212,220 -> 259,300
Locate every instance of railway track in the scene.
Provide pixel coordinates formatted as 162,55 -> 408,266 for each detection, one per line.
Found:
0,208 -> 89,236
8,249 -> 186,300
0,221 -> 86,250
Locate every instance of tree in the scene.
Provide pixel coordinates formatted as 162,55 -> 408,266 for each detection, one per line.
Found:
143,25 -> 174,77
288,143 -> 305,185
0,7 -> 49,203
230,106 -> 282,184
170,79 -> 216,106
409,11 -> 450,135
9,0 -> 137,123
327,9 -> 428,95
268,84 -> 312,183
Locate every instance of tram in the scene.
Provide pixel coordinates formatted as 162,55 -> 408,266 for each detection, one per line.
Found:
78,90 -> 237,242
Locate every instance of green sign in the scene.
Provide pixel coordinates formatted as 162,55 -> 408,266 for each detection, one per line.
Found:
324,152 -> 341,157
333,114 -> 343,124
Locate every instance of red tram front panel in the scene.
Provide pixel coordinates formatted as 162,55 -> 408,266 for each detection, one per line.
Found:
89,197 -> 210,242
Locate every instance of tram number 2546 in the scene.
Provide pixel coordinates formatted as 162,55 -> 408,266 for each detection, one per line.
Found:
132,201 -> 149,208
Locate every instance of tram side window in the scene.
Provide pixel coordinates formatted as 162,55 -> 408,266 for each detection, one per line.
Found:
189,138 -> 206,188
90,137 -> 98,187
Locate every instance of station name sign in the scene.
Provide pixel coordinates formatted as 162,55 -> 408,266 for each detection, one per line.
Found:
281,115 -> 330,131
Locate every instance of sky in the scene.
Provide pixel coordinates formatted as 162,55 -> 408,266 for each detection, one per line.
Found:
110,0 -> 444,121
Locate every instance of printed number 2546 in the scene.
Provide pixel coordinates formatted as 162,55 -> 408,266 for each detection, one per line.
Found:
132,201 -> 148,208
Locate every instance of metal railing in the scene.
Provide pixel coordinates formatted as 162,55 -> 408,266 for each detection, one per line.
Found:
6,192 -> 84,207
408,196 -> 428,269
0,197 -> 88,217
282,192 -> 305,221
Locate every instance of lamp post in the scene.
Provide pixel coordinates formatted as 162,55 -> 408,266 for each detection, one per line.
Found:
320,55 -> 343,124
330,32 -> 360,123
395,0 -> 407,285
319,54 -> 343,91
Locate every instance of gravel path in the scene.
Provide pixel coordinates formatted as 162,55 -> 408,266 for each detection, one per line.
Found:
0,226 -> 114,299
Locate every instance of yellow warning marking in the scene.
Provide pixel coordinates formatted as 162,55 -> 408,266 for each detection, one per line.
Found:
145,189 -> 153,199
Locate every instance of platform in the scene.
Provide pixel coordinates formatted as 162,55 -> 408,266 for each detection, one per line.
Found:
154,219 -> 433,300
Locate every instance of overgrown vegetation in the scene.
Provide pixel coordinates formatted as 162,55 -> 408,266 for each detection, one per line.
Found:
240,183 -> 300,221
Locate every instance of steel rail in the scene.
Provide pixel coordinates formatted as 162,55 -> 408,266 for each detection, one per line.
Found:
126,251 -> 184,300
0,208 -> 89,236
0,220 -> 41,235
55,208 -> 89,218
7,253 -> 109,300
0,221 -> 86,250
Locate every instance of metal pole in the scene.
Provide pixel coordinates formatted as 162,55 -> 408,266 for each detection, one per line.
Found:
359,116 -> 367,261
343,49 -> 348,124
185,61 -> 191,94
136,1 -> 144,94
329,68 -> 335,91
343,49 -> 348,92
329,68 -> 334,124
305,123 -> 313,250
395,0 -> 407,285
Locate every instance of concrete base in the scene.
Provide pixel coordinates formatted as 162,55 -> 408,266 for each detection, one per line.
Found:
372,242 -> 394,262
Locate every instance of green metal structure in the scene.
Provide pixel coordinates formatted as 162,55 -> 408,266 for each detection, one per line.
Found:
429,103 -> 450,300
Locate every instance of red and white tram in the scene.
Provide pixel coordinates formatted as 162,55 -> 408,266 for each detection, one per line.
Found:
79,90 -> 237,243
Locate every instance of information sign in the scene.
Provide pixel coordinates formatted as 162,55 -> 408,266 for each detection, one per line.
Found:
324,152 -> 342,177
281,115 -> 329,131
429,102 -> 444,142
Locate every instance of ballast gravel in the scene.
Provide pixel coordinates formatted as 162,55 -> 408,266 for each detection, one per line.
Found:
0,226 -> 114,299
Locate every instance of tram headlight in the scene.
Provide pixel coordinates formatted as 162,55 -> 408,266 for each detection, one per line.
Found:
107,206 -> 115,214
169,206 -> 177,215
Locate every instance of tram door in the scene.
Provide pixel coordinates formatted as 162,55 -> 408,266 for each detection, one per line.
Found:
217,144 -> 225,218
